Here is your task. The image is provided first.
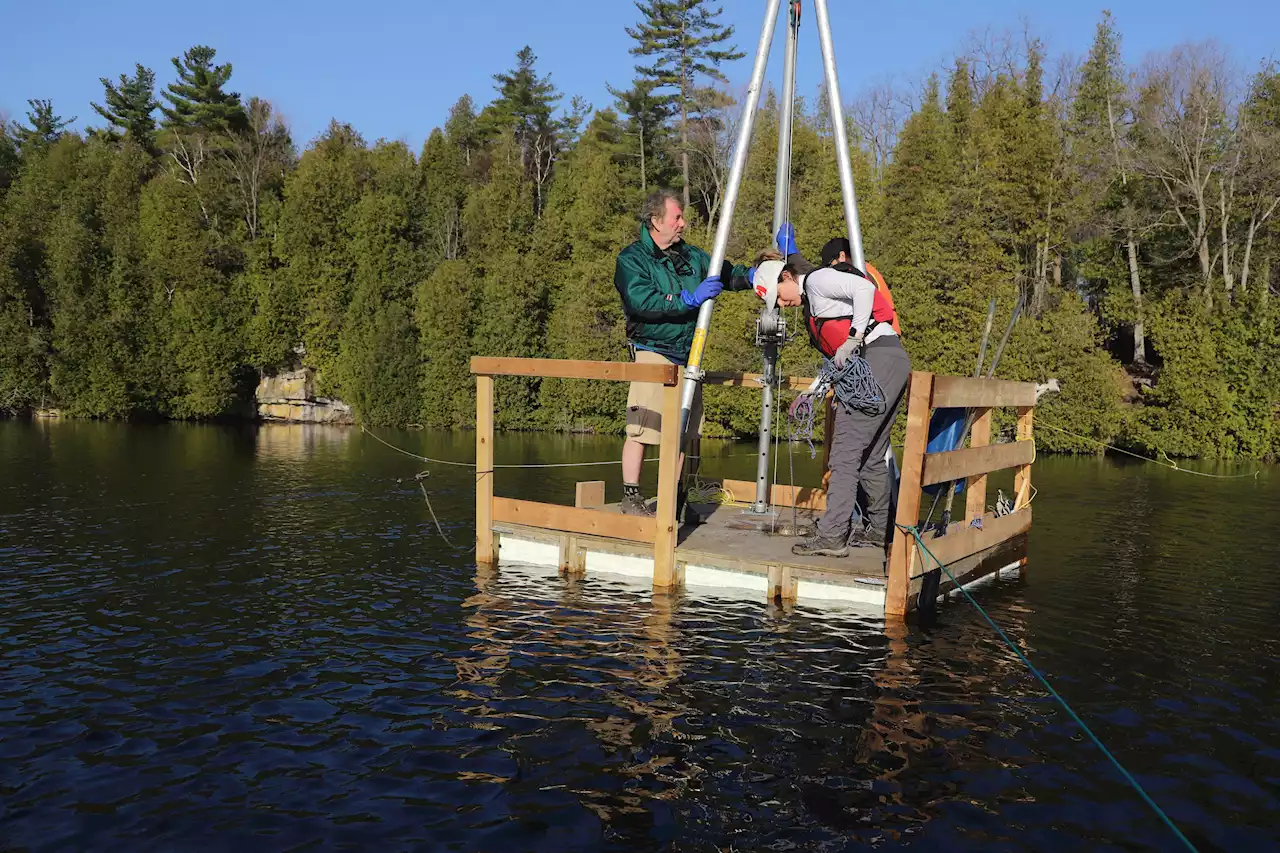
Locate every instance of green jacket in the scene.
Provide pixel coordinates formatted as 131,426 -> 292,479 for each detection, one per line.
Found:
614,226 -> 752,364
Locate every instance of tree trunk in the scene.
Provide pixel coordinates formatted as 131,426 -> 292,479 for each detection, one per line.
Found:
1125,225 -> 1146,365
680,12 -> 690,211
639,123 -> 647,193
1219,180 -> 1234,296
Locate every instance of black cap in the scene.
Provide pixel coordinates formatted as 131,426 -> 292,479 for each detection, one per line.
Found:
820,237 -> 852,267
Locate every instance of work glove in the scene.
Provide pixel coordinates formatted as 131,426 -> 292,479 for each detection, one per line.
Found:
681,275 -> 723,308
833,335 -> 863,369
776,223 -> 798,255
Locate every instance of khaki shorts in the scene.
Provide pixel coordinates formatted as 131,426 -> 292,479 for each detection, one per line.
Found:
625,349 -> 703,449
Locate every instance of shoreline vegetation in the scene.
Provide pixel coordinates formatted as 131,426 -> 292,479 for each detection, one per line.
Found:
1,8 -> 1277,460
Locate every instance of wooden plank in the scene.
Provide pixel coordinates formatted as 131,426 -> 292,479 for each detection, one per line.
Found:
886,371 -> 934,619
965,408 -> 992,524
1014,406 -> 1034,510
475,375 -> 495,564
702,371 -> 817,391
493,497 -> 656,544
653,379 -> 682,589
921,439 -> 1035,486
921,508 -> 1032,569
470,357 -> 677,385
930,375 -> 1037,409
575,481 -> 606,509
821,391 -> 836,492
714,478 -> 827,511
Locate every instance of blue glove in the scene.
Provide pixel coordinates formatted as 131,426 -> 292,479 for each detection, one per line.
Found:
681,275 -> 723,308
776,223 -> 797,255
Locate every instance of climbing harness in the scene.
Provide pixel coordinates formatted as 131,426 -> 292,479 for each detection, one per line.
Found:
899,524 -> 1200,853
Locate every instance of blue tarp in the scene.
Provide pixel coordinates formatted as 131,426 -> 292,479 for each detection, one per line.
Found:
923,407 -> 966,497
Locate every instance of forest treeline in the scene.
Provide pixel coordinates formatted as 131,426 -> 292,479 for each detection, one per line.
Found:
1,4 -> 1278,459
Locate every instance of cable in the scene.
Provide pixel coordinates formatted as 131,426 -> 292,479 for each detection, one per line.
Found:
1036,422 -> 1261,480
900,524 -> 1199,853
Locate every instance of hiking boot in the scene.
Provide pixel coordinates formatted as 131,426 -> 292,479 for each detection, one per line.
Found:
791,532 -> 849,558
848,527 -> 888,549
619,493 -> 655,517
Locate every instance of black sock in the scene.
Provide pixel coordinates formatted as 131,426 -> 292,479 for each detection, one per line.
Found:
623,482 -> 643,500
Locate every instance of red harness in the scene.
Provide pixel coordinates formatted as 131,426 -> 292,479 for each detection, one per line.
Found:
802,266 -> 899,357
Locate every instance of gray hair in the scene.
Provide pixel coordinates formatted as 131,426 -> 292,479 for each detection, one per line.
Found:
640,188 -> 681,230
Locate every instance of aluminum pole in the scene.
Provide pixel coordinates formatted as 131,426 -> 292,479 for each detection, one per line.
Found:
812,0 -> 866,273
677,0 -> 782,449
750,1 -> 801,515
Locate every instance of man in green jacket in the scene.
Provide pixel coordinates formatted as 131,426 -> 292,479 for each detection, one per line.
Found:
614,188 -> 755,517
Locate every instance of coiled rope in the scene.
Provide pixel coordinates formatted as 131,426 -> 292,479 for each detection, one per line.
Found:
787,354 -> 886,457
899,524 -> 1199,852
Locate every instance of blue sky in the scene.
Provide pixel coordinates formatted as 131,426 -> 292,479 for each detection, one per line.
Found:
2,0 -> 1275,150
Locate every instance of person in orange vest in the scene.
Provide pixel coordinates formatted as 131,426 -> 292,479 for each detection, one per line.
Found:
775,224 -> 901,335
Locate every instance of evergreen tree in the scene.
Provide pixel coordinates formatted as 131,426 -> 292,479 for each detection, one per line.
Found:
417,260 -> 474,428
480,46 -> 563,213
10,99 -> 76,152
91,64 -> 159,149
277,121 -> 369,390
537,111 -> 634,431
626,0 -> 744,209
609,78 -> 676,192
339,141 -> 426,424
160,46 -> 246,132
444,95 -> 482,169
420,129 -> 466,263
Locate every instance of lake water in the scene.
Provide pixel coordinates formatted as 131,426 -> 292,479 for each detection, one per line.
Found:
1,420 -> 1277,852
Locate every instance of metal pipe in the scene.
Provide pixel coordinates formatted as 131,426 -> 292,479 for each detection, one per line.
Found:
812,0 -> 866,273
677,0 -> 782,447
750,1 -> 801,515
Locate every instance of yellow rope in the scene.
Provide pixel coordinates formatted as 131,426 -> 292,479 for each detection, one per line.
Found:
1037,421 -> 1261,480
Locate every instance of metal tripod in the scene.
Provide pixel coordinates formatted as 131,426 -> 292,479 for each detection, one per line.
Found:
675,0 -> 870,515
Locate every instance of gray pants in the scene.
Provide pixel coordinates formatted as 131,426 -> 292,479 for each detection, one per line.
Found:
816,338 -> 912,544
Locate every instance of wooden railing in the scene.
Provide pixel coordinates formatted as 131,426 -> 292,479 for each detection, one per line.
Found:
471,356 -> 685,588
884,371 -> 1036,618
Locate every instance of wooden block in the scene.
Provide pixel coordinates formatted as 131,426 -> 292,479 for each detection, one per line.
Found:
930,375 -> 1037,409
886,371 -> 934,619
475,375 -> 495,564
575,481 -> 606,509
493,498 -> 656,543
1014,406 -> 1034,510
470,357 -> 677,385
921,439 -> 1035,486
653,379 -> 682,590
713,478 -> 827,510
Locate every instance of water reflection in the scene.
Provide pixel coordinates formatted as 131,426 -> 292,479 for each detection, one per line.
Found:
1,421 -> 1276,851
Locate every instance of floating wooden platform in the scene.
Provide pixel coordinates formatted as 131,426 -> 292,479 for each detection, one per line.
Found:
471,357 -> 1038,619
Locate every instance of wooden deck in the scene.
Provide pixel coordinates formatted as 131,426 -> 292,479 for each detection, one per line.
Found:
473,358 -> 1039,618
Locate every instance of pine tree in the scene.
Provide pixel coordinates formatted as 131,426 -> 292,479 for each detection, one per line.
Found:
444,95 -> 481,169
10,99 -> 76,152
626,0 -> 744,209
92,64 -> 159,149
609,78 -> 676,192
480,46 -> 563,214
160,46 -> 246,133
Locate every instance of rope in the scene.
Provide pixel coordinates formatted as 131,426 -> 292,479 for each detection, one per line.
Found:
899,524 -> 1199,853
362,425 -> 624,471
412,473 -> 474,552
1037,422 -> 1261,480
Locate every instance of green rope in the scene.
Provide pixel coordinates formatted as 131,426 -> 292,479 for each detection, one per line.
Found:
899,524 -> 1199,853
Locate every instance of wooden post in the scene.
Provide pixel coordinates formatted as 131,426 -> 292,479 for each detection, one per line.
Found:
821,390 -> 836,491
965,407 -> 992,524
575,481 -> 606,509
475,375 -> 495,564
1014,406 -> 1034,510
886,371 -> 934,619
653,374 -> 682,590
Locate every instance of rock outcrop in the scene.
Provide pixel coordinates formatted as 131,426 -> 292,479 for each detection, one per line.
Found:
255,368 -> 354,425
